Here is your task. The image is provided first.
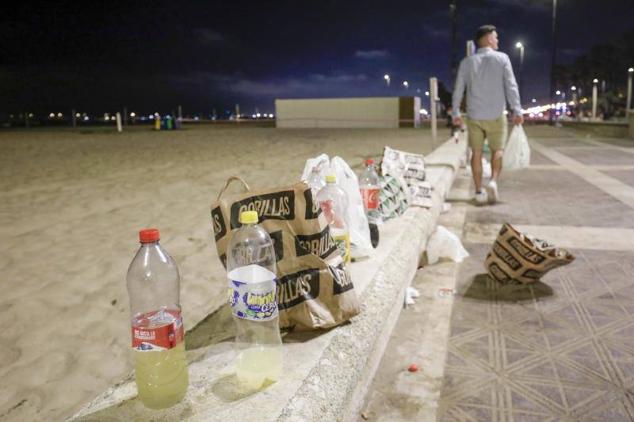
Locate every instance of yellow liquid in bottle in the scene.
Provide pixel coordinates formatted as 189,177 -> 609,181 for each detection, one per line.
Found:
235,346 -> 282,390
134,342 -> 189,409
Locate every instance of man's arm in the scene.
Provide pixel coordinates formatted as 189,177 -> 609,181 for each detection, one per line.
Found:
452,60 -> 467,120
502,55 -> 523,124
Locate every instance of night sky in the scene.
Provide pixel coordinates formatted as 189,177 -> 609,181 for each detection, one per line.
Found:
2,0 -> 633,116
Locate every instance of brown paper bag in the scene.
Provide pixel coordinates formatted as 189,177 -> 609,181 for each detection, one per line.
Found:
210,176 -> 360,330
485,223 -> 575,284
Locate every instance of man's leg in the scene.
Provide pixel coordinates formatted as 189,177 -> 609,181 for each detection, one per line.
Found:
484,116 -> 508,203
466,118 -> 488,203
471,148 -> 484,192
490,149 -> 503,182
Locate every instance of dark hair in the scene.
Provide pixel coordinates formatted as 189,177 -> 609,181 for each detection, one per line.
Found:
475,25 -> 496,42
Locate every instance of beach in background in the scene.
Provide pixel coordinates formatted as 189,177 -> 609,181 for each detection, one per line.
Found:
0,125 -> 444,421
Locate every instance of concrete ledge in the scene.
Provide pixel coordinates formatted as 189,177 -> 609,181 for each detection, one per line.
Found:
560,120 -> 629,138
70,137 -> 467,422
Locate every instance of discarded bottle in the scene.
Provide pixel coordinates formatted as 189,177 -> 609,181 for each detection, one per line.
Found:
227,211 -> 283,390
307,166 -> 325,198
126,229 -> 188,409
317,174 -> 351,263
359,159 -> 381,248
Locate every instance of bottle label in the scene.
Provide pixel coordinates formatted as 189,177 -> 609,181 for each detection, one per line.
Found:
131,309 -> 184,352
360,187 -> 380,210
227,264 -> 279,322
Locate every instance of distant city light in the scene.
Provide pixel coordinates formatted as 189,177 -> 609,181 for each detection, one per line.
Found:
593,78 -> 599,83
269,114 -> 274,118
384,74 -> 389,80
531,98 -> 537,103
252,114 -> 257,118
130,112 -> 136,117
402,81 -> 409,88
75,113 -> 81,118
104,116 -> 110,121
256,113 -> 261,117
629,68 -> 634,73
556,90 -> 561,95
149,115 -> 154,119
49,113 -> 55,118
503,110 -> 509,115
425,91 -> 429,96
83,116 -> 89,121
28,113 -> 34,118
571,86 -> 576,91
515,42 -> 523,49
419,109 -> 428,116
57,112 -> 63,118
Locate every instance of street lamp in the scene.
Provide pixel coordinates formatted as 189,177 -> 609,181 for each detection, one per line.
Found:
384,74 -> 390,87
515,42 -> 525,100
627,67 -> 633,112
402,81 -> 409,89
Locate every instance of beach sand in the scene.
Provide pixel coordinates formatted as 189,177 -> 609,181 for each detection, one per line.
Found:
0,124 -> 442,421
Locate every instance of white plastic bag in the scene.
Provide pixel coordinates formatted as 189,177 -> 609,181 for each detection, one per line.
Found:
301,155 -> 373,258
503,125 -> 531,170
425,226 -> 469,265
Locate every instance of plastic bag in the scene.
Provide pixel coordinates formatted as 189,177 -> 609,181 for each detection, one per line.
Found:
301,155 -> 373,258
503,125 -> 531,170
426,226 -> 469,265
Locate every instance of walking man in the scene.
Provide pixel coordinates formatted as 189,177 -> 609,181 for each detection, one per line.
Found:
452,25 -> 523,204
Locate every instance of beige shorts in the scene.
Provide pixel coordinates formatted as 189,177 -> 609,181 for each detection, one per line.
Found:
466,115 -> 508,151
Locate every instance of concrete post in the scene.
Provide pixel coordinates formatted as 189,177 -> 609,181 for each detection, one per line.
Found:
592,79 -> 598,120
627,68 -> 633,112
115,112 -> 122,132
123,107 -> 128,126
71,108 -> 77,127
235,104 -> 240,121
178,105 -> 183,120
430,77 -> 438,141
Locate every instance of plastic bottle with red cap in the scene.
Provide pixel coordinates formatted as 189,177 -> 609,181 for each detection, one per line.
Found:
359,158 -> 381,247
126,228 -> 188,409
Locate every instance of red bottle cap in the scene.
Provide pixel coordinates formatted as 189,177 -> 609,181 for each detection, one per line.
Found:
365,158 -> 374,165
139,228 -> 160,243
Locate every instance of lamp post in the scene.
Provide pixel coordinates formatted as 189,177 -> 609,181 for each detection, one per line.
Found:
571,85 -> 577,118
627,67 -> 633,112
384,74 -> 390,87
549,0 -> 559,124
592,78 -> 598,120
515,42 -> 524,100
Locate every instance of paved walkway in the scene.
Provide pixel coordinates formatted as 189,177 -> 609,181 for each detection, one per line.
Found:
360,127 -> 634,421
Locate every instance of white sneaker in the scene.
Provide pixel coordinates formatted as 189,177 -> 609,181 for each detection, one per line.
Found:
475,190 -> 488,205
486,180 -> 499,204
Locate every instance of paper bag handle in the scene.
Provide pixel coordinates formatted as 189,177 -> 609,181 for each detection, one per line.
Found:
217,176 -> 250,201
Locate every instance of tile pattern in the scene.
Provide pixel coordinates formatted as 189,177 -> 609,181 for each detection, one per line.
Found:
438,245 -> 634,421
464,169 -> 634,228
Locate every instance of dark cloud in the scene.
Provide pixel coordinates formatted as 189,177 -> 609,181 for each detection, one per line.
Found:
354,50 -> 390,60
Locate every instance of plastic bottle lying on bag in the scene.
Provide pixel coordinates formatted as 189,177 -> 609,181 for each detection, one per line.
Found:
226,211 -> 283,390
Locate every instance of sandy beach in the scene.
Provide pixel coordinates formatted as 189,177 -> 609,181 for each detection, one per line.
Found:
0,124 -> 441,421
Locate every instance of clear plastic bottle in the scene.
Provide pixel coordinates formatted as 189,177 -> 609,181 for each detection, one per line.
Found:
317,174 -> 350,263
126,228 -> 188,409
227,211 -> 283,390
307,166 -> 325,197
